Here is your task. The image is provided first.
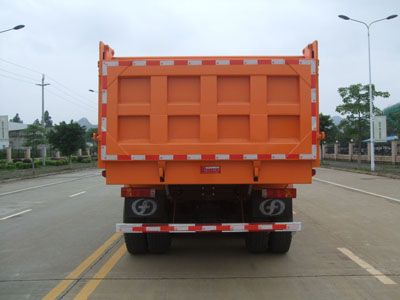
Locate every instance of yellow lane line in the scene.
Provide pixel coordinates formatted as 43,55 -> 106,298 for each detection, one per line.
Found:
74,244 -> 127,299
338,247 -> 396,285
42,232 -> 122,300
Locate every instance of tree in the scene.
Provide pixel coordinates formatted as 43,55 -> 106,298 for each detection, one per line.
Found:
10,113 -> 23,123
48,121 -> 86,161
85,127 -> 98,154
24,123 -> 46,157
336,83 -> 389,164
44,110 -> 53,128
319,113 -> 339,144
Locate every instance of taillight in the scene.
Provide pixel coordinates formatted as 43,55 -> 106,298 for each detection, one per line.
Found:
261,188 -> 296,199
312,169 -> 316,176
101,170 -> 106,177
121,187 -> 156,198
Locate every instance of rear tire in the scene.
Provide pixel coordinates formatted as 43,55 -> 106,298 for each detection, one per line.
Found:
147,233 -> 171,254
245,232 -> 269,253
124,233 -> 147,255
123,198 -> 148,255
268,232 -> 292,254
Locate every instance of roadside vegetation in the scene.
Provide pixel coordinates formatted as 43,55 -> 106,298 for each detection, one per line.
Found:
2,113 -> 98,180
0,157 -> 96,181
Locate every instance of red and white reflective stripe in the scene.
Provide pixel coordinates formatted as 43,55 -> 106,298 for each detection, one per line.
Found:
116,222 -> 302,233
100,58 -> 318,161
102,59 -> 317,71
101,153 -> 318,161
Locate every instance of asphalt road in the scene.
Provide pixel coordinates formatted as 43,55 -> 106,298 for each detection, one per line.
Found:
1,168 -> 400,299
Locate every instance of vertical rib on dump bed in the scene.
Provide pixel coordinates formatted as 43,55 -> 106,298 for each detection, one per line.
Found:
98,42 -> 320,185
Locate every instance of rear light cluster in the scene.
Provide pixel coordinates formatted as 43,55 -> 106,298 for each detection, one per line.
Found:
261,188 -> 296,199
121,187 -> 156,198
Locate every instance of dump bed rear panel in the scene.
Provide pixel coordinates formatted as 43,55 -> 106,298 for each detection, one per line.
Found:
98,42 -> 320,185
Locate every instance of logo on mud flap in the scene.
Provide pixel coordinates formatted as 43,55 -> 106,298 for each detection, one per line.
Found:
132,198 -> 157,216
259,199 -> 285,216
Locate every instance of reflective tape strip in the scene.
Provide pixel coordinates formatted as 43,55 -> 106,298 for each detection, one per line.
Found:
311,88 -> 317,102
101,90 -> 107,104
244,59 -> 258,65
312,145 -> 317,157
101,146 -> 106,160
187,154 -> 202,160
244,154 -> 258,160
188,60 -> 202,65
105,59 -> 317,69
116,222 -> 302,233
300,153 -> 314,160
100,152 -> 318,161
272,59 -> 285,64
299,59 -> 316,74
311,116 -> 317,131
102,62 -> 108,76
133,60 -> 146,66
131,155 -> 146,160
159,154 -> 173,160
216,59 -> 230,65
101,117 -> 107,132
160,60 -> 174,66
106,155 -> 117,161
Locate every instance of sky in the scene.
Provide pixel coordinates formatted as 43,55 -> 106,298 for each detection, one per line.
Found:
1,0 -> 399,125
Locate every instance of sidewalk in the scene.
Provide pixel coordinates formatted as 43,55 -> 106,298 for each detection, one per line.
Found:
321,159 -> 400,179
0,161 -> 97,182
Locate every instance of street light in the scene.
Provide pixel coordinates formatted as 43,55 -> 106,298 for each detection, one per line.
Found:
338,14 -> 398,171
88,89 -> 98,93
0,24 -> 25,34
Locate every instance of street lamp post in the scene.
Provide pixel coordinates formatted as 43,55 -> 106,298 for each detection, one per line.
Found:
0,25 -> 25,34
338,14 -> 398,171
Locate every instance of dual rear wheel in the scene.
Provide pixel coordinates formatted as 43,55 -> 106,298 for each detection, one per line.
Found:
123,196 -> 171,254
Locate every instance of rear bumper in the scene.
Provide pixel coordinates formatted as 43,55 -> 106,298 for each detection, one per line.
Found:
116,222 -> 302,233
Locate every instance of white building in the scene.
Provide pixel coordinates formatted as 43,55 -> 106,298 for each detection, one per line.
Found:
9,122 -> 28,149
0,115 -> 9,149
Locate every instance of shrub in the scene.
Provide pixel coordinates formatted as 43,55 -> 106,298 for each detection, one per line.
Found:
15,162 -> 32,169
77,155 -> 91,163
6,163 -> 16,170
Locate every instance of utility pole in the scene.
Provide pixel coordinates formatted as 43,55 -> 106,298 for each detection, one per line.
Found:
36,74 -> 50,166
36,74 -> 50,126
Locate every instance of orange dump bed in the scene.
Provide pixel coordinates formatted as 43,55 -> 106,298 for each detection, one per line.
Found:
98,41 -> 320,185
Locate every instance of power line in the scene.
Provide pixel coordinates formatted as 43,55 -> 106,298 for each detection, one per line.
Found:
0,67 -> 38,81
0,57 -> 42,75
0,73 -> 36,85
46,75 -> 95,106
50,83 -> 96,108
47,89 -> 97,112
0,57 -> 96,107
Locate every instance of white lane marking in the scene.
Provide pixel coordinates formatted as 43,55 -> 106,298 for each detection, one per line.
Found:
0,209 -> 32,220
338,247 -> 396,285
69,191 -> 87,198
0,174 -> 98,197
314,178 -> 400,204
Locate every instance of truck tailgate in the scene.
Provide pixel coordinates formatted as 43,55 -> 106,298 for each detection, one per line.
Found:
98,42 -> 320,185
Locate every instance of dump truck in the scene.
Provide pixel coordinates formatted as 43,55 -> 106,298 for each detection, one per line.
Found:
97,41 -> 320,254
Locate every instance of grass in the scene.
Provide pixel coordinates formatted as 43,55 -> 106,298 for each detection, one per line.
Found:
321,159 -> 400,179
0,161 -> 97,181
